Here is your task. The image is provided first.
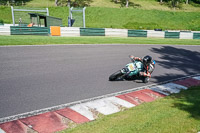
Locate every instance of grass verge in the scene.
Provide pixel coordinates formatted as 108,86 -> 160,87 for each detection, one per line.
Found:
60,86 -> 200,133
1,6 -> 200,30
0,36 -> 200,46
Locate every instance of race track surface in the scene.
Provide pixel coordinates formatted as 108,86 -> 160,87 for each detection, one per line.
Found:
0,44 -> 200,119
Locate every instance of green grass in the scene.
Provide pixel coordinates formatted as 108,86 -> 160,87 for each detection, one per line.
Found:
0,7 -> 12,24
85,7 -> 200,30
0,35 -> 200,46
24,0 -> 55,7
60,86 -> 200,133
1,6 -> 200,30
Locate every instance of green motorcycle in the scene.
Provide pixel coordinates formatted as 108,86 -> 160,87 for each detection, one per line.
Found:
109,56 -> 150,83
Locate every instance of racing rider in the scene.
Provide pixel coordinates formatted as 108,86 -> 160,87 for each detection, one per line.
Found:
129,55 -> 155,78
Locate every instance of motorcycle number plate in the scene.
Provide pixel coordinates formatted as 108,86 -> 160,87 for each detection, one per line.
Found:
128,64 -> 136,71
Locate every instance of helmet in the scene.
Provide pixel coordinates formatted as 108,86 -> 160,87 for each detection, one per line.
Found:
143,55 -> 152,69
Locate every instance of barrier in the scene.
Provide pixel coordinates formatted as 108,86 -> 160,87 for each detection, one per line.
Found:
128,30 -> 147,37
80,28 -> 105,36
147,30 -> 164,38
0,26 -> 10,35
179,32 -> 193,39
10,26 -> 49,35
105,28 -> 127,37
51,26 -> 61,36
193,33 -> 200,39
0,25 -> 200,40
61,27 -> 80,37
165,31 -> 180,39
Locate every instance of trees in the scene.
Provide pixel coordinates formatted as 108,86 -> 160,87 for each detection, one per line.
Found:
56,0 -> 92,7
159,0 -> 185,9
111,0 -> 140,8
0,0 -> 30,6
55,0 -> 58,6
159,0 -> 200,8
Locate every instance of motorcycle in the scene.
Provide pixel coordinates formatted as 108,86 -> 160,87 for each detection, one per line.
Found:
109,56 -> 150,83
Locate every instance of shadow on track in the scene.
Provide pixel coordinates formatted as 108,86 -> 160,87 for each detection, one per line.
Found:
151,46 -> 200,82
151,46 -> 200,120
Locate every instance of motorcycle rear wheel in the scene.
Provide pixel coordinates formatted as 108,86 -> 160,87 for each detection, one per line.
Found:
142,77 -> 150,83
109,70 -> 124,81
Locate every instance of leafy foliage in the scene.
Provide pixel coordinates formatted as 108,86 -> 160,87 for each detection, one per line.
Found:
0,0 -> 31,6
159,0 -> 184,9
0,19 -> 4,24
192,0 -> 200,4
57,0 -> 92,7
111,0 -> 141,8
158,0 -> 200,8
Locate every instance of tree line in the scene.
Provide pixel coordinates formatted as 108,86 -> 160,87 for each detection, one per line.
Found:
56,0 -> 200,9
0,0 -> 199,8
55,0 -> 200,8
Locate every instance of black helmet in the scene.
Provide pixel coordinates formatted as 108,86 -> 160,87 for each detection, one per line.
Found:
143,55 -> 152,69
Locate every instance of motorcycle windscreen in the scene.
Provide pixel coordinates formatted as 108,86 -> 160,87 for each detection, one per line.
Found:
135,61 -> 143,70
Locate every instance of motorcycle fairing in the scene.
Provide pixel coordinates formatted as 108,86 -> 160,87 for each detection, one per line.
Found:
125,61 -> 143,77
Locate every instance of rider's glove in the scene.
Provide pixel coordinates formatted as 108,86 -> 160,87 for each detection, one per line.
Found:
139,72 -> 151,78
129,55 -> 134,59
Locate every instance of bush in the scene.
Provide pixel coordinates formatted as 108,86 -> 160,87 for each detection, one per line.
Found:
0,19 -> 4,24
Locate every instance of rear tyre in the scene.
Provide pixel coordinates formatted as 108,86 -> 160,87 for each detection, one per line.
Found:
109,70 -> 123,81
142,77 -> 150,83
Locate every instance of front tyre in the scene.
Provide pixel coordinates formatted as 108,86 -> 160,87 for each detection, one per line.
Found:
109,70 -> 123,81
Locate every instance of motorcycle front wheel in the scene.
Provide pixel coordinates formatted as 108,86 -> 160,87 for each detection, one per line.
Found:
109,70 -> 124,81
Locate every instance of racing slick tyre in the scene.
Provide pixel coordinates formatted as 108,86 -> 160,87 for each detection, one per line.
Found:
109,70 -> 123,81
142,77 -> 150,83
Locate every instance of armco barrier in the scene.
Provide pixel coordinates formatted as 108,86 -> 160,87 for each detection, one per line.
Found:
105,28 -> 127,37
128,30 -> 147,37
147,30 -> 164,38
165,31 -> 180,39
10,26 -> 49,35
80,28 -> 105,36
61,27 -> 80,37
179,32 -> 193,39
50,26 -> 61,36
1,25 -> 200,40
193,33 -> 200,39
0,26 -> 10,35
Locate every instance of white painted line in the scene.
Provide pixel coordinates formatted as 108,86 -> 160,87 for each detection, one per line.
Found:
0,128 -> 6,133
105,97 -> 135,108
83,98 -> 120,115
193,76 -> 200,80
166,83 -> 188,90
150,83 -> 187,95
70,104 -> 95,121
150,86 -> 170,96
1,44 -> 200,48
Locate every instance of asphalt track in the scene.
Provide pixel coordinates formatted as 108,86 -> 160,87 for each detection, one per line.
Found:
0,44 -> 200,119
